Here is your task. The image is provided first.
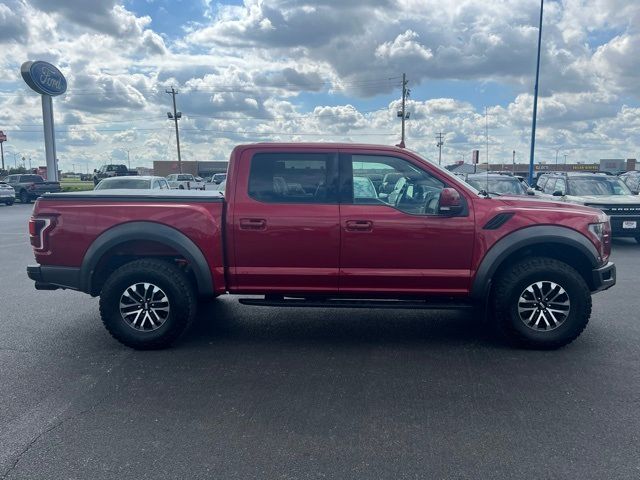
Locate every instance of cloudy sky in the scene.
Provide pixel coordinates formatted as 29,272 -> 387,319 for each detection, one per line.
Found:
0,0 -> 639,172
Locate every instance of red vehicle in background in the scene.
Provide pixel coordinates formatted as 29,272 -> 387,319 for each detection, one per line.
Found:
27,143 -> 615,350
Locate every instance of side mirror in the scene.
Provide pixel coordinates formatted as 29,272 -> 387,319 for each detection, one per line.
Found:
552,190 -> 565,197
378,192 -> 389,200
632,190 -> 639,195
526,188 -> 535,195
439,187 -> 463,215
93,169 -> 97,173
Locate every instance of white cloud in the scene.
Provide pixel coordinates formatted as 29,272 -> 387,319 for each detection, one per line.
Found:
376,30 -> 433,61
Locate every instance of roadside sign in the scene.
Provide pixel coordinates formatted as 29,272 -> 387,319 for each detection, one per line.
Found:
0,131 -> 6,142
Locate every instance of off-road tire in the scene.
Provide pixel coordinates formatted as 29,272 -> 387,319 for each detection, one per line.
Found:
99,258 -> 197,350
492,257 -> 592,349
4,200 -> 13,206
19,190 -> 31,204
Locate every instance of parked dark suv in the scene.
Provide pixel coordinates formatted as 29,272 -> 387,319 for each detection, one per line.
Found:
536,172 -> 640,242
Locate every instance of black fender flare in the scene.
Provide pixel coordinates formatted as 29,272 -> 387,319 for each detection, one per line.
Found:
80,221 -> 214,296
470,225 -> 600,300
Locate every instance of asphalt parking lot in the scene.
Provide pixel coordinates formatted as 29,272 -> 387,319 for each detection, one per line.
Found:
0,202 -> 638,479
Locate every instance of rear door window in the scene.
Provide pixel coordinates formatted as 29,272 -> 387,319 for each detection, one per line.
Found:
248,152 -> 338,204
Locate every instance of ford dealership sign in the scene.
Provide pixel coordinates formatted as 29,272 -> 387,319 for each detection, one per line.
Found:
20,61 -> 67,96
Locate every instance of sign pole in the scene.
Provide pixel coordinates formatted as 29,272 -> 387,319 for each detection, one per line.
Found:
0,141 -> 4,171
41,95 -> 58,181
20,60 -> 67,181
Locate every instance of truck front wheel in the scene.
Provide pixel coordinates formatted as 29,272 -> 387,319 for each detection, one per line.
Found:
99,259 -> 197,349
491,257 -> 592,349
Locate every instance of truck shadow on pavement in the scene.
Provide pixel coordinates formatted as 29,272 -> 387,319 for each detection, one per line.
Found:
181,298 -> 502,350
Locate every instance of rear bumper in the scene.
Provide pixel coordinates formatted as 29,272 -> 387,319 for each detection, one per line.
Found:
591,262 -> 616,293
27,265 -> 81,291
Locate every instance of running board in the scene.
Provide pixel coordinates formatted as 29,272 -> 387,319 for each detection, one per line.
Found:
238,297 -> 475,310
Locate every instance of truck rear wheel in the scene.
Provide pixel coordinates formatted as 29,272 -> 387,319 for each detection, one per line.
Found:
491,257 -> 591,349
99,259 -> 197,350
20,190 -> 31,203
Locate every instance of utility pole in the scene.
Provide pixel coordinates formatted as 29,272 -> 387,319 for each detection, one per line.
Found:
564,153 -> 568,165
555,148 -> 560,167
166,86 -> 183,173
513,150 -> 516,174
528,0 -> 544,184
436,132 -> 444,165
396,73 -> 410,148
485,107 -> 490,169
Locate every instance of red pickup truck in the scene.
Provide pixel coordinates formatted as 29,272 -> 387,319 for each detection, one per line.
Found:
27,143 -> 616,350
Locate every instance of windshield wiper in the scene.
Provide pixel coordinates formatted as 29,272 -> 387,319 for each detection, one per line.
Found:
478,190 -> 502,197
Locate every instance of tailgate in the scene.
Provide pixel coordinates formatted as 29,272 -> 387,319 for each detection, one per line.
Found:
33,183 -> 61,193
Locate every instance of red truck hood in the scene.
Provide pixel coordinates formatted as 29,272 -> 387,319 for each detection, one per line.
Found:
492,195 -> 605,217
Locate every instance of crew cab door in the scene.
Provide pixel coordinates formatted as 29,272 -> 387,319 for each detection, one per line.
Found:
229,150 -> 340,294
338,152 -> 475,295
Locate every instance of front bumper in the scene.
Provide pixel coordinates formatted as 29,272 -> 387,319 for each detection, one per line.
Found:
27,265 -> 81,291
592,262 -> 616,293
608,216 -> 640,237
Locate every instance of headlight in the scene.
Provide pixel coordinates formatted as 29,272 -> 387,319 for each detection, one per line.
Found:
588,222 -> 604,241
589,221 -> 612,262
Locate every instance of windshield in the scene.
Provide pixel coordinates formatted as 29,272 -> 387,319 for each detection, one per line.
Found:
466,177 -> 526,195
568,177 -> 632,196
95,178 -> 151,190
407,149 -> 481,194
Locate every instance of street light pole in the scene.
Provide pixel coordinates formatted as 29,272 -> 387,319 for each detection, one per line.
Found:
528,0 -> 544,185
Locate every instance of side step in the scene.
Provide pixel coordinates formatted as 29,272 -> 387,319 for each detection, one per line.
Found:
238,297 -> 475,310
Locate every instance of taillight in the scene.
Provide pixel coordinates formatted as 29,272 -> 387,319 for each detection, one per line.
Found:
29,217 -> 54,250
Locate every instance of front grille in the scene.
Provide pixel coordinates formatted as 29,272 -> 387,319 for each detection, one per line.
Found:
585,204 -> 640,216
609,216 -> 640,235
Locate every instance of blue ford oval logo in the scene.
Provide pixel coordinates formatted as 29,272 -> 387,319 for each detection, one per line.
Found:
20,61 -> 67,96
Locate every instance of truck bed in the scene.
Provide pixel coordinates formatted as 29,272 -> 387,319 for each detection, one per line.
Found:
32,190 -> 227,295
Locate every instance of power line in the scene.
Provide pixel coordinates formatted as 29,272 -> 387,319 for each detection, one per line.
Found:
0,77 -> 403,98
6,107 -> 394,128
